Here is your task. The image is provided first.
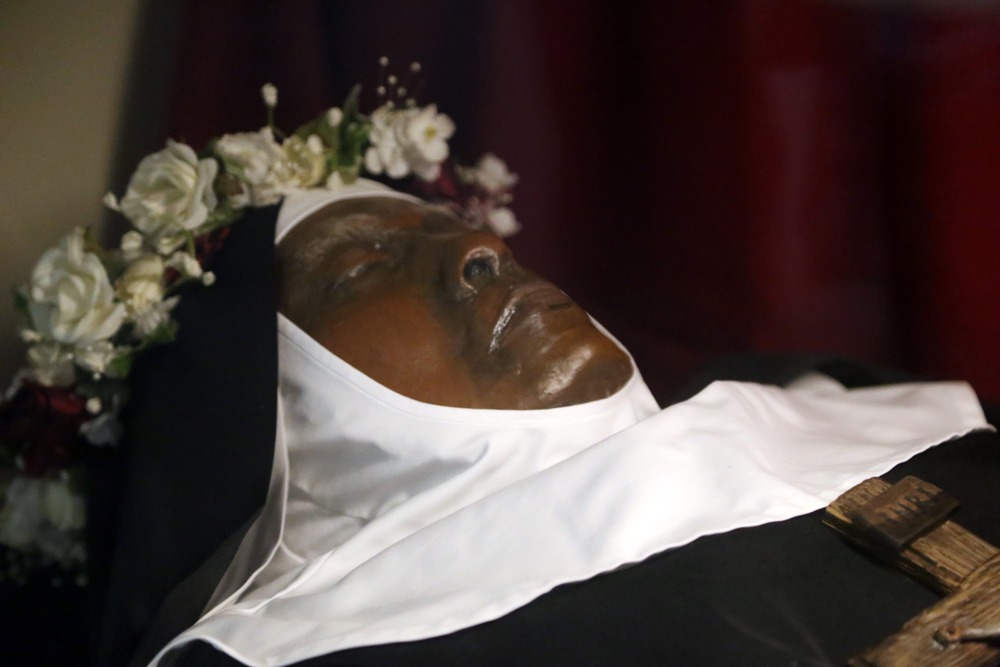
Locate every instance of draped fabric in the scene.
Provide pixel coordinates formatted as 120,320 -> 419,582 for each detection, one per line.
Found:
159,0 -> 1000,402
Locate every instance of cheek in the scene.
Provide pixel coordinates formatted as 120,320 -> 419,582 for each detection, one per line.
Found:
309,292 -> 480,405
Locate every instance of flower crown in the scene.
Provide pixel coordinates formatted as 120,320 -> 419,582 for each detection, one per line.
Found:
0,65 -> 519,583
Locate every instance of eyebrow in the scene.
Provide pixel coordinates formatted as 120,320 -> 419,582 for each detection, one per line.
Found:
291,213 -> 388,271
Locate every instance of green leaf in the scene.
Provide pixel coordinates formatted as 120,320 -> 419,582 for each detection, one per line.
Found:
342,85 -> 363,120
105,352 -> 133,379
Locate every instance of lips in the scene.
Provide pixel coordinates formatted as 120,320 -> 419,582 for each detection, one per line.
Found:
489,282 -> 574,353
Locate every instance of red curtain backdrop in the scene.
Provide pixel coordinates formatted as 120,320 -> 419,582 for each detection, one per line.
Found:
158,0 -> 1000,401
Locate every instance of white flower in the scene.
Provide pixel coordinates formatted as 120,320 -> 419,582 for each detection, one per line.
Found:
214,128 -> 287,207
120,230 -> 145,261
364,105 -> 409,178
132,295 -> 179,337
117,253 -> 167,324
0,478 -> 45,550
469,153 -> 518,193
0,477 -> 87,567
325,171 -> 348,190
402,104 -> 454,169
103,192 -> 120,211
275,134 -> 326,190
486,207 -> 521,237
80,412 -> 123,446
155,234 -> 186,256
19,329 -> 42,343
261,82 -> 278,108
327,107 -> 343,127
28,228 -> 125,347
201,271 -> 216,286
26,343 -> 75,386
75,341 -> 117,375
43,478 -> 85,532
120,140 -> 219,240
86,397 -> 102,414
166,251 -> 202,279
363,104 -> 455,182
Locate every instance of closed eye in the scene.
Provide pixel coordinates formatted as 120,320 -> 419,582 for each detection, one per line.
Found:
326,247 -> 389,293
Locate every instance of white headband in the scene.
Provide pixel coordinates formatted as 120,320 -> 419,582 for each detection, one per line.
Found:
274,180 -> 421,244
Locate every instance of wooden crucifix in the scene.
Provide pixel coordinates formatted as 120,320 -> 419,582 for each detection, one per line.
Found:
825,476 -> 1000,666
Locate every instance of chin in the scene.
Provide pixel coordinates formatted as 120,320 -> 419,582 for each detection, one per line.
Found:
526,330 -> 634,408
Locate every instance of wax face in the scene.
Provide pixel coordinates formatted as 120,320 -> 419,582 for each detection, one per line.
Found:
277,198 -> 632,409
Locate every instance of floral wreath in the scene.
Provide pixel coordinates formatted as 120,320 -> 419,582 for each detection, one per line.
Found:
0,62 -> 519,585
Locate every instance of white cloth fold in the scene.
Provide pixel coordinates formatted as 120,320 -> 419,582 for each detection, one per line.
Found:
152,314 -> 988,667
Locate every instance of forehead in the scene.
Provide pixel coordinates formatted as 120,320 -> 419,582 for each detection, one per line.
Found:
290,197 -> 462,245
276,197 -> 465,270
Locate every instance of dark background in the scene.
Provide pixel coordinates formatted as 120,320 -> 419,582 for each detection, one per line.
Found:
107,0 -> 1000,403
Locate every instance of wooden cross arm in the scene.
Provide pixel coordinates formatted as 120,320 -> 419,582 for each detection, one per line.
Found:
824,476 -> 1000,667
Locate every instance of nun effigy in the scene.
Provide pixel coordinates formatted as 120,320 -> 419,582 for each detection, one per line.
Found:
32,81 -> 992,666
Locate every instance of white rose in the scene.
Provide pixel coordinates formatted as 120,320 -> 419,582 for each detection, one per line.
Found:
471,153 -> 518,193
117,254 -> 166,313
120,140 -> 219,239
28,228 -> 125,347
43,478 -> 86,532
214,128 -> 287,207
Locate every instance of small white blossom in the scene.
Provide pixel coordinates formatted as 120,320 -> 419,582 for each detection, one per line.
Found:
86,397 -> 102,414
28,228 -> 125,348
132,295 -> 179,337
167,251 -> 202,279
363,104 -> 454,182
26,343 -> 75,386
19,329 -> 42,343
121,234 -> 143,261
402,104 -> 454,175
201,271 -> 216,286
75,341 -> 117,375
117,254 -> 166,313
468,153 -> 518,193
42,479 -> 86,533
326,171 -> 348,190
275,134 -> 326,190
120,140 -> 219,240
214,128 -> 287,207
0,478 -> 45,551
364,105 -> 409,178
486,207 -> 521,237
0,475 -> 86,568
155,234 -> 185,256
103,192 -> 120,212
80,412 -> 124,447
261,82 -> 278,108
326,107 -> 344,127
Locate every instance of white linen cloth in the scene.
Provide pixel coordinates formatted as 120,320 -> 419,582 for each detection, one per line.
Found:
150,186 -> 989,666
